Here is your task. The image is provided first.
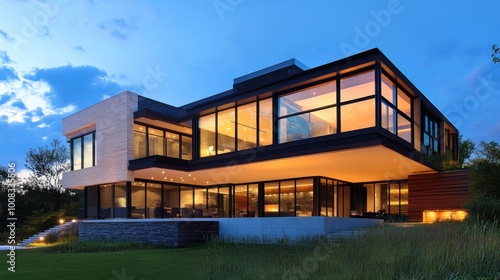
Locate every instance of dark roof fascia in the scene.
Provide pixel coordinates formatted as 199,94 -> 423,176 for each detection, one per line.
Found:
134,108 -> 192,125
180,89 -> 234,112
129,155 -> 189,171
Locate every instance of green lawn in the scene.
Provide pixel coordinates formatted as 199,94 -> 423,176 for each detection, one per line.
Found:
1,222 -> 498,280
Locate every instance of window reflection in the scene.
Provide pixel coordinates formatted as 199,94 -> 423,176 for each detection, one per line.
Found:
278,81 -> 337,144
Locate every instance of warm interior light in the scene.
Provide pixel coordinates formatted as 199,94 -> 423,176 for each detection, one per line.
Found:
423,209 -> 467,223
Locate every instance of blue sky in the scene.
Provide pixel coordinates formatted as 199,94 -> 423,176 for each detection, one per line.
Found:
0,0 -> 499,175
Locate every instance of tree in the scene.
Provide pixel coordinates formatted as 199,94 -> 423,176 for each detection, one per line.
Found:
25,139 -> 69,191
468,141 -> 500,199
492,44 -> 500,64
464,140 -> 500,222
427,135 -> 475,171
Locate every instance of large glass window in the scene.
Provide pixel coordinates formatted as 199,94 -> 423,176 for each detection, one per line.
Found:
217,108 -> 236,154
180,186 -> 194,217
163,184 -> 180,218
99,185 -> 112,218
146,183 -> 161,218
134,124 -> 147,159
166,132 -> 179,158
264,182 -> 279,217
83,134 -> 94,168
72,138 -> 82,170
380,74 -> 412,143
200,98 -> 273,157
398,89 -> 411,116
278,81 -> 337,143
381,101 -> 396,134
259,99 -> 273,146
296,179 -> 313,216
280,180 -> 295,217
199,114 -> 216,157
134,123 -> 192,160
71,132 -> 95,170
114,183 -> 127,218
131,182 -> 145,219
148,128 -> 164,156
237,103 -> 257,150
234,185 -> 248,217
181,136 -> 192,160
340,99 -> 375,132
339,71 -> 375,133
248,184 -> 259,217
86,186 -> 98,219
421,110 -> 440,155
340,71 -> 374,103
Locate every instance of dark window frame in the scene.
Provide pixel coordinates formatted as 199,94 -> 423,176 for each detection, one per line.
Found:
70,131 -> 96,171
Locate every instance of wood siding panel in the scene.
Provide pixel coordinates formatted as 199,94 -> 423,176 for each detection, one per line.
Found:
408,170 -> 470,222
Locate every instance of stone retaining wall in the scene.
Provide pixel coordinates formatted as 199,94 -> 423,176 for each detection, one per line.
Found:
79,219 -> 218,247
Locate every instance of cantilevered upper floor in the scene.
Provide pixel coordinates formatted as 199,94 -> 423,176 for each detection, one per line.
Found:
62,48 -> 458,189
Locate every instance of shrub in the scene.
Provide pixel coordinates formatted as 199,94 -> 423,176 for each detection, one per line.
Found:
464,197 -> 500,223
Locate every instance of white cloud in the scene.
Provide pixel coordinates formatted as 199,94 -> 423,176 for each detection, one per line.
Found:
37,122 -> 50,128
42,136 -> 48,140
0,75 -> 76,123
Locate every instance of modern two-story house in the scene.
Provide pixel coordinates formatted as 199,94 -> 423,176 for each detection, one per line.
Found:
62,49 -> 468,223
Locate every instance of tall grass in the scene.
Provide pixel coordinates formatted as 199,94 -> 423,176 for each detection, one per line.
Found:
201,222 -> 500,279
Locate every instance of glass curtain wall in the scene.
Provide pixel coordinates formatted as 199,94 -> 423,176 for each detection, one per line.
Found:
199,98 -> 273,157
114,183 -> 127,218
381,74 -> 412,143
340,71 -> 375,132
296,179 -> 313,216
146,182 -> 161,218
134,123 -> 192,160
278,81 -> 337,143
264,178 -> 313,217
363,181 -> 407,217
99,184 -> 113,218
134,124 -> 147,159
131,182 -> 146,219
86,186 -> 98,219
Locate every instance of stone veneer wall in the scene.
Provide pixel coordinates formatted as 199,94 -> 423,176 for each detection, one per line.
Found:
79,220 -> 219,247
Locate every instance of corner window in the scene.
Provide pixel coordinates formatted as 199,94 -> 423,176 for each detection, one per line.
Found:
380,74 -> 412,143
71,132 -> 95,171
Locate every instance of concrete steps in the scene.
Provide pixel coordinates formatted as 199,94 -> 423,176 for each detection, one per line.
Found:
19,221 -> 77,247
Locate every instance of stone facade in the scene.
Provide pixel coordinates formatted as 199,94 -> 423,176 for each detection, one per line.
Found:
62,91 -> 137,189
79,220 -> 219,247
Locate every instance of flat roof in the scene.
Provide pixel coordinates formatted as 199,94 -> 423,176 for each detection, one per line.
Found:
233,58 -> 308,84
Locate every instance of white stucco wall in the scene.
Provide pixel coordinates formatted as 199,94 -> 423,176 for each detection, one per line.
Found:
62,91 -> 138,189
